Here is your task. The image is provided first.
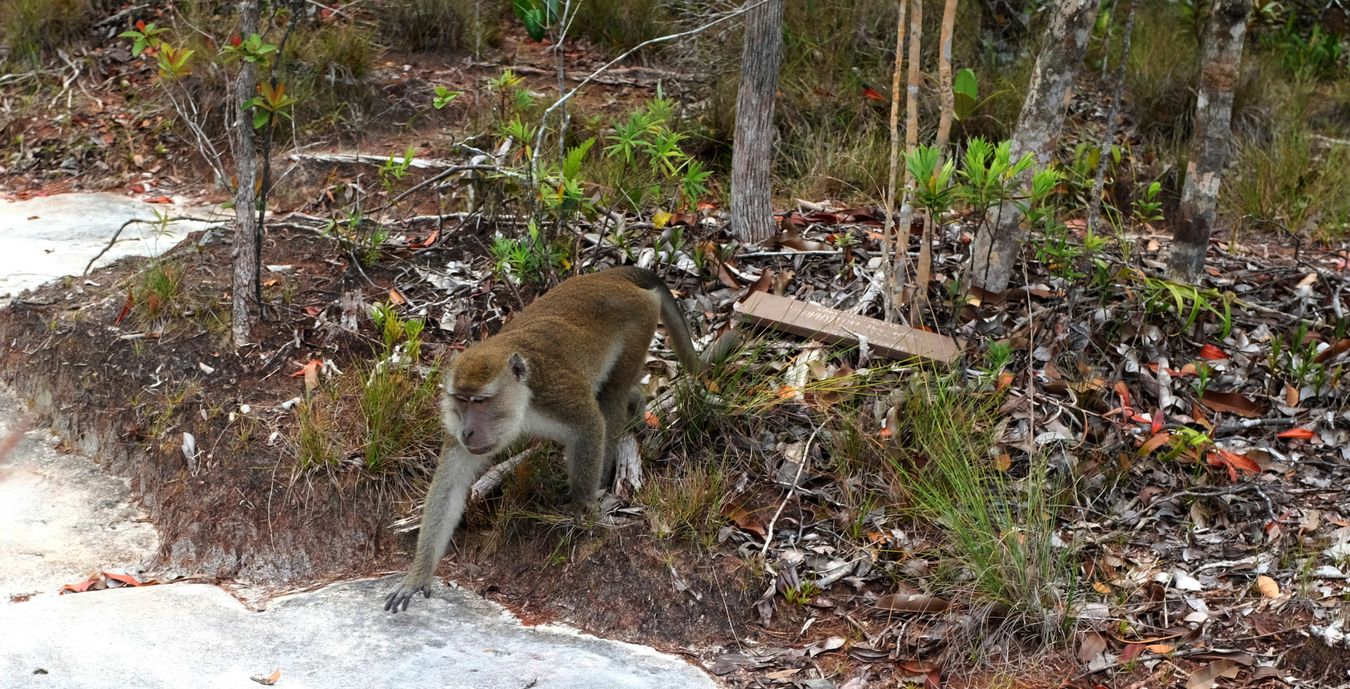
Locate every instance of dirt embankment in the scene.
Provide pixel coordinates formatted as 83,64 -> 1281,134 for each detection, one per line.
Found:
0,224 -> 753,651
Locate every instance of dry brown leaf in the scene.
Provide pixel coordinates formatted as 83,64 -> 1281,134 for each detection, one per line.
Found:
1077,631 -> 1108,663
1314,338 -> 1350,364
1186,659 -> 1239,689
251,669 -> 281,686
1200,390 -> 1265,418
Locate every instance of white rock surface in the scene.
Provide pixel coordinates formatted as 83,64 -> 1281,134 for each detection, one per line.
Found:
0,579 -> 718,689
0,192 -> 223,302
0,384 -> 159,598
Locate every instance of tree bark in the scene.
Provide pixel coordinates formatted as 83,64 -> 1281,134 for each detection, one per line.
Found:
729,0 -> 785,245
230,1 -> 261,347
1168,0 -> 1250,282
934,0 -> 958,153
969,0 -> 1098,295
880,0 -> 908,323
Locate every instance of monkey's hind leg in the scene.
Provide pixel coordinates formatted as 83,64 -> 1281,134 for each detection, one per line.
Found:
561,403 -> 607,518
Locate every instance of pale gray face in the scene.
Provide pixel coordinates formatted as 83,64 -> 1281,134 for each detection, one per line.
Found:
441,354 -> 530,456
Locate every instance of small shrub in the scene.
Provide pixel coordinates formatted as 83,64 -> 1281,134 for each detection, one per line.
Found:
1126,4 -> 1199,139
571,0 -> 672,52
1,0 -> 92,64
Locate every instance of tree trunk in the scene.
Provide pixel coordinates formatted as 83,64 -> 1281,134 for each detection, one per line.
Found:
1168,0 -> 1250,282
969,0 -> 1097,295
904,0 -> 928,322
729,0 -> 785,245
230,1 -> 261,347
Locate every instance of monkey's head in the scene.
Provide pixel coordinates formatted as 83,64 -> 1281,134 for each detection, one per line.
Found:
442,345 -> 531,456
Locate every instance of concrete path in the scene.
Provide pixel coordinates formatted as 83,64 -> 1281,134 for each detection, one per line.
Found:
0,193 -> 720,689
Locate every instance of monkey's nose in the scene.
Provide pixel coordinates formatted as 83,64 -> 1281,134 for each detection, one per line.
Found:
461,429 -> 476,445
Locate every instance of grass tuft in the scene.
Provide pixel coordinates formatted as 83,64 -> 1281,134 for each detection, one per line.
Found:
888,372 -> 1076,652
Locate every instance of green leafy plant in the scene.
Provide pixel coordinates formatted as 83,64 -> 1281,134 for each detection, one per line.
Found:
221,32 -> 278,66
512,0 -> 559,41
324,209 -> 388,266
153,42 -> 196,80
952,68 -> 979,121
489,221 -> 570,284
1138,276 -> 1235,337
432,85 -> 462,110
119,20 -> 170,56
244,80 -> 298,129
1133,180 -> 1164,224
379,146 -> 417,192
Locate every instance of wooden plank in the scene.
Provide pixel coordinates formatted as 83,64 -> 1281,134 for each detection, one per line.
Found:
733,292 -> 960,365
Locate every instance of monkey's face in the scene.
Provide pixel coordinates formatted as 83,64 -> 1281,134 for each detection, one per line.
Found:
442,349 -> 531,456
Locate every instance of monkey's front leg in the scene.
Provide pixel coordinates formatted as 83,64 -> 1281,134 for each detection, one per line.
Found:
384,442 -> 489,613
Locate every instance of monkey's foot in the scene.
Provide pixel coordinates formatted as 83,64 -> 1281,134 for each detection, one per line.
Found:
383,579 -> 433,613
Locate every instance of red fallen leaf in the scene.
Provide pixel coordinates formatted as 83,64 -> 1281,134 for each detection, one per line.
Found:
1200,390 -> 1265,418
60,575 -> 98,594
102,570 -> 142,586
862,86 -> 886,102
416,229 -> 440,248
643,410 -> 661,428
1121,643 -> 1147,662
1150,409 -> 1164,435
143,195 -> 173,204
1114,380 -> 1133,410
740,268 -> 773,301
303,305 -> 322,317
291,359 -> 322,393
1277,427 -> 1315,440
228,34 -> 242,47
136,20 -> 146,30
113,289 -> 134,326
1198,343 -> 1228,360
388,288 -> 405,305
1208,448 -> 1261,482
128,182 -> 146,194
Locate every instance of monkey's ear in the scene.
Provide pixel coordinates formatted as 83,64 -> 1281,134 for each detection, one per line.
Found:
508,352 -> 529,382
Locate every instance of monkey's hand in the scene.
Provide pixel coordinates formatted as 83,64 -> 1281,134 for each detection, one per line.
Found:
383,574 -> 433,613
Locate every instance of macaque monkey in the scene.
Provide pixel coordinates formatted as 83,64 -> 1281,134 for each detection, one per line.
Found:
384,267 -> 701,613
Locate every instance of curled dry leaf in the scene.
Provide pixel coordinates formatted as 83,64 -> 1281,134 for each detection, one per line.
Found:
1256,575 -> 1280,598
250,668 -> 281,686
873,591 -> 949,614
